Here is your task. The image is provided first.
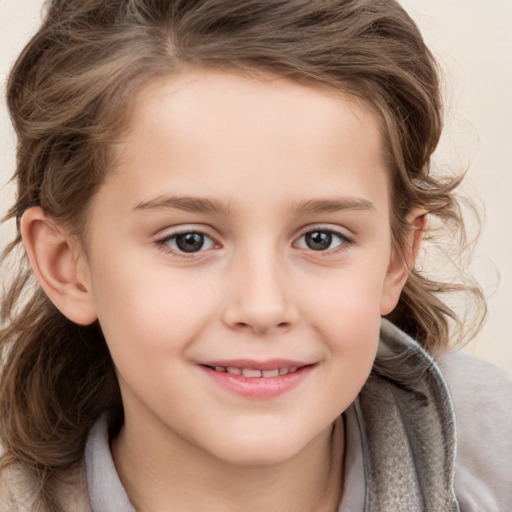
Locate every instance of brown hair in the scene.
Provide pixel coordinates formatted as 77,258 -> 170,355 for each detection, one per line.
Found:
1,0 -> 484,509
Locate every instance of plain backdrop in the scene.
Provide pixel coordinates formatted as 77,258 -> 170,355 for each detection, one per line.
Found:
1,0 -> 511,370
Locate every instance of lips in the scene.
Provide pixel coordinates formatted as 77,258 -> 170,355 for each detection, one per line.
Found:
198,359 -> 314,398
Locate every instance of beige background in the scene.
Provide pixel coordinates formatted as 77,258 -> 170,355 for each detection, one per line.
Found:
1,1 -> 511,370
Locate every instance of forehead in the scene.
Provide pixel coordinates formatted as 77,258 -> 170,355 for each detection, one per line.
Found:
123,68 -> 381,153
104,68 -> 389,216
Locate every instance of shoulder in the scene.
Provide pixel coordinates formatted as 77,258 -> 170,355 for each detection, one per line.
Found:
0,461 -> 35,512
436,350 -> 512,512
0,455 -> 91,512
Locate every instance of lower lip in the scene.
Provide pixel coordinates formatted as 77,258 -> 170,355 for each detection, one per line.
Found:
200,365 -> 314,399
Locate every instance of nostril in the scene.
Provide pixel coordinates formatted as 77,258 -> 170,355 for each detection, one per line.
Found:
231,321 -> 290,334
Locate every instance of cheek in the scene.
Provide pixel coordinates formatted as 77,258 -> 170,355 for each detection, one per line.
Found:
304,262 -> 387,328
311,294 -> 381,418
299,261 -> 387,372
92,276 -> 212,407
88,255 -> 215,360
317,294 -> 381,369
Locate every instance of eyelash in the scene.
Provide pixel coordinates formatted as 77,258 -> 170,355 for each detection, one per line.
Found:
155,227 -> 353,257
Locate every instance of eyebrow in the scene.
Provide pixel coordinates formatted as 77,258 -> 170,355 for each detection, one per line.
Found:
133,196 -> 231,215
133,195 -> 375,216
293,197 -> 375,214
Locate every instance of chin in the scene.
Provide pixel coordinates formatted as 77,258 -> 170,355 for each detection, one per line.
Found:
202,423 -> 326,468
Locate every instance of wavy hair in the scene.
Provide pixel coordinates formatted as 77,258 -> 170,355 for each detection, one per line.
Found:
1,0 -> 484,509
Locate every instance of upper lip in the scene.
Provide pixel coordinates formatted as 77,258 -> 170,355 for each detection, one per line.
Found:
198,359 -> 313,371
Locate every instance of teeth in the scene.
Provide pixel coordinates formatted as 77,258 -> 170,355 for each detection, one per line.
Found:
212,366 -> 301,377
242,368 -> 262,378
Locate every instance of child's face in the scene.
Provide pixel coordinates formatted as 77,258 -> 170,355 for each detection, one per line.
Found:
78,69 -> 408,465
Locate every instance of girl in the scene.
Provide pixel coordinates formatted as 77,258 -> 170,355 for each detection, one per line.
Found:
1,1 -> 511,511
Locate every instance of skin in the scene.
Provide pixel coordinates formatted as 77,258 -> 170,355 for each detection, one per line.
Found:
21,69 -> 422,511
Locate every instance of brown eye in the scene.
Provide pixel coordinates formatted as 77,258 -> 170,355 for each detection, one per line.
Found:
304,231 -> 333,251
160,231 -> 215,254
295,229 -> 348,252
174,232 -> 206,252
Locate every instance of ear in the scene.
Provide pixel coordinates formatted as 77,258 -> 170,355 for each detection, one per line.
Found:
380,209 -> 427,315
20,207 -> 98,325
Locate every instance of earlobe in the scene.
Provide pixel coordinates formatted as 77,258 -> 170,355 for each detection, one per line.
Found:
20,207 -> 98,325
380,209 -> 428,315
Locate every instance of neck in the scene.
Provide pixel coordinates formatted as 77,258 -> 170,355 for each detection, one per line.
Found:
111,417 -> 344,512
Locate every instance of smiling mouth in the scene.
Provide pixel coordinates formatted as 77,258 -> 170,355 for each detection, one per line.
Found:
198,360 -> 315,398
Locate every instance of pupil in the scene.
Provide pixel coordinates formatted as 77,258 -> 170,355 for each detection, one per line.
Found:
305,231 -> 332,251
176,233 -> 204,253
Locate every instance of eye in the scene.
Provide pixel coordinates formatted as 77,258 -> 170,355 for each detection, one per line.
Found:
160,231 -> 216,254
295,229 -> 348,252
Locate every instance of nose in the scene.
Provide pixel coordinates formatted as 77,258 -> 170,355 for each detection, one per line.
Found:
221,250 -> 298,335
